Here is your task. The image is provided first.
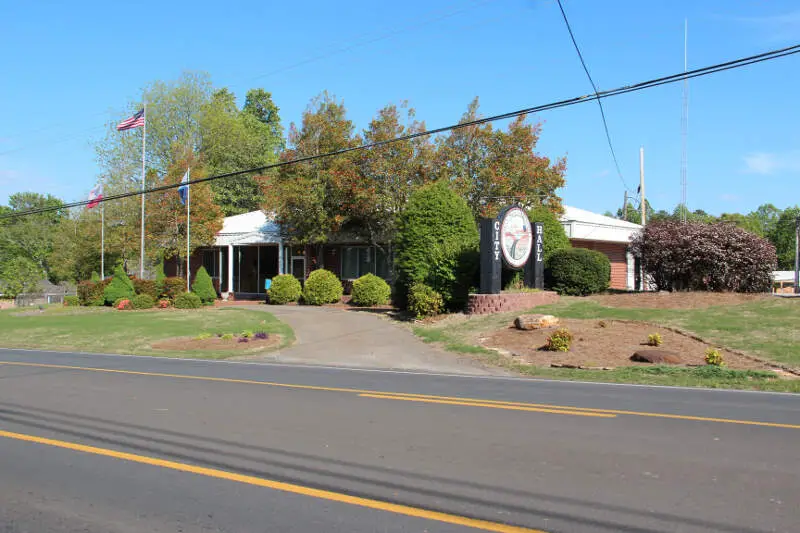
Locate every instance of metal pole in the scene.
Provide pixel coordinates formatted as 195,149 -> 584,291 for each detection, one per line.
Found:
794,216 -> 799,294
101,201 -> 105,280
622,190 -> 628,221
639,146 -> 646,226
139,101 -> 147,278
186,167 -> 191,292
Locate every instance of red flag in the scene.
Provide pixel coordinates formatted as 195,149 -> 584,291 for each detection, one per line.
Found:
87,183 -> 103,209
117,109 -> 145,131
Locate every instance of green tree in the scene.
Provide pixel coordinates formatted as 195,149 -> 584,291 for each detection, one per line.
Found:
615,199 -> 654,225
769,206 -> 800,269
0,256 -> 43,298
750,203 -> 782,236
0,192 -> 64,279
264,92 -> 361,244
394,181 -> 478,309
191,266 -> 217,303
718,212 -> 764,237
527,205 -> 571,262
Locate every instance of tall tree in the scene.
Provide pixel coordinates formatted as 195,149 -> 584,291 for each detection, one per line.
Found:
263,92 -> 360,244
768,206 -> 800,269
435,98 -> 565,219
750,203 -> 782,236
0,192 -> 64,279
718,212 -> 764,236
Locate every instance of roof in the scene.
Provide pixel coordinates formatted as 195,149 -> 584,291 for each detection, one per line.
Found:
214,211 -> 282,246
560,205 -> 642,244
773,271 -> 796,282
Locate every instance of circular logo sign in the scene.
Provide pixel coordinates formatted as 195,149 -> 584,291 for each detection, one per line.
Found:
500,207 -> 532,269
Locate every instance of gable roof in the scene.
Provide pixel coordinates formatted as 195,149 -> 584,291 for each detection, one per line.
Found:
560,205 -> 642,244
214,210 -> 282,246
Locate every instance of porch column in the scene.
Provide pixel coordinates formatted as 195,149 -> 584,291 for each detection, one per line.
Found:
278,240 -> 284,275
626,250 -> 635,291
218,248 -> 223,290
227,244 -> 234,299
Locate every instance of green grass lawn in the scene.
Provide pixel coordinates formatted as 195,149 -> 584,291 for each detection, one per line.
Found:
0,306 -> 294,359
412,297 -> 800,392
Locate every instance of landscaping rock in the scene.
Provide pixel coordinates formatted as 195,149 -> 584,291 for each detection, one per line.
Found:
514,314 -> 560,330
630,350 -> 683,365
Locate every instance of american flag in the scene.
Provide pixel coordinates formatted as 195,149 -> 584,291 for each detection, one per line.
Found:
116,108 -> 145,131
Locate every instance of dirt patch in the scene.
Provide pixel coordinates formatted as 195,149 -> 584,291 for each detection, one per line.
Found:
588,292 -> 770,309
481,318 -> 775,371
151,335 -> 280,352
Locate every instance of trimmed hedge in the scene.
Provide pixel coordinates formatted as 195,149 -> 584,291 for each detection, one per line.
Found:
408,282 -> 443,319
547,248 -> 610,296
192,266 -> 217,304
302,269 -> 343,305
132,278 -> 159,300
351,273 -> 391,306
63,295 -> 80,306
395,181 -> 479,310
174,292 -> 202,309
131,294 -> 156,309
162,277 -> 186,300
103,265 -> 135,305
268,274 -> 302,304
77,279 -> 109,306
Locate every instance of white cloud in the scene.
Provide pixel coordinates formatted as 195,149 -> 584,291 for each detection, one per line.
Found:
742,151 -> 800,175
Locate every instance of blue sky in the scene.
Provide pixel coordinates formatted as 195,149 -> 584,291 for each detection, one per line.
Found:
1,0 -> 799,216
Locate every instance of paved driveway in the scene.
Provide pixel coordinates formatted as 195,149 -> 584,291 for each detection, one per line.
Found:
236,305 -> 508,376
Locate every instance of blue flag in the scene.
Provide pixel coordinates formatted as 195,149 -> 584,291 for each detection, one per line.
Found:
178,169 -> 189,205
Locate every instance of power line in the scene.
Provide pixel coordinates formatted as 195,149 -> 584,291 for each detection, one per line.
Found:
2,41 -> 799,221
556,0 -> 631,192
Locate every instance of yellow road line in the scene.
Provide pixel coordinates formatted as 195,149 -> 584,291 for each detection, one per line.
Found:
1,360 -> 798,429
359,394 -> 617,418
0,428 -> 544,533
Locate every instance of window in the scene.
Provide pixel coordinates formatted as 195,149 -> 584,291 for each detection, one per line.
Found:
341,246 -> 390,280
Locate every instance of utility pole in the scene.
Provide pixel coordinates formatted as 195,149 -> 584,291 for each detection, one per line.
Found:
794,216 -> 799,294
622,191 -> 628,221
639,146 -> 646,226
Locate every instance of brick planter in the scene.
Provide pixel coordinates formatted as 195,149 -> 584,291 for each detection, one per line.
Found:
466,291 -> 559,315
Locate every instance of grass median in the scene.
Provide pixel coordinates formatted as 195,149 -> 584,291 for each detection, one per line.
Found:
0,306 -> 294,359
413,296 -> 800,392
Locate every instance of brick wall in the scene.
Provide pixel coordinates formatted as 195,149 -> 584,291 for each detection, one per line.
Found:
466,291 -> 559,315
571,240 -> 628,290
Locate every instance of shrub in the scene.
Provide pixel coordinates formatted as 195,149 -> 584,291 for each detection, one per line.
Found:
395,181 -> 479,310
302,269 -> 343,305
131,294 -> 155,309
132,278 -> 159,300
630,220 -> 777,292
90,271 -> 101,282
78,279 -> 110,306
192,266 -> 217,304
115,298 -> 132,311
237,337 -> 249,343
705,348 -> 725,366
154,260 -> 166,294
158,299 -> 170,309
254,331 -> 269,340
268,274 -> 302,304
174,292 -> 202,309
63,295 -> 80,306
194,332 -> 213,341
161,277 -> 186,300
408,282 -> 444,319
545,328 -> 573,352
240,330 -> 254,338
104,265 -> 135,305
547,248 -> 610,296
221,333 -> 234,340
351,273 -> 391,306
647,333 -> 663,347
527,205 -> 572,263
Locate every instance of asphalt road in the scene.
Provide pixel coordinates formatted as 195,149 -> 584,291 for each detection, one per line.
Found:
0,348 -> 798,533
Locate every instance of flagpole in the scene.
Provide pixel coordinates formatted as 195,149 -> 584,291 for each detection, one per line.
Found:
139,100 -> 147,279
186,167 -> 191,292
101,196 -> 105,280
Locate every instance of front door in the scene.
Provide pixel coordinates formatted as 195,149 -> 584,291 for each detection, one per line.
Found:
291,256 -> 305,282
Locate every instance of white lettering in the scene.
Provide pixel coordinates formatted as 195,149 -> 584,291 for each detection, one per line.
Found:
537,233 -> 543,244
537,252 -> 543,262
494,251 -> 501,261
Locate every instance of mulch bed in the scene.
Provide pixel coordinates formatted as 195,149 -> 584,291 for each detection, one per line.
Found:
151,335 -> 280,352
481,318 -> 773,371
588,292 -> 771,309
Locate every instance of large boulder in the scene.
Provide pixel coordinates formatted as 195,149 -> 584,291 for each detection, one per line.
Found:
514,314 -> 560,330
630,350 -> 683,365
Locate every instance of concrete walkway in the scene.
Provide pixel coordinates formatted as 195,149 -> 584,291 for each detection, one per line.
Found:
235,305 -> 508,376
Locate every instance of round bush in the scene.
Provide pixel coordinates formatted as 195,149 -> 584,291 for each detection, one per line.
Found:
191,266 -> 217,304
63,295 -> 80,306
351,273 -> 391,307
408,282 -> 443,319
269,274 -> 302,304
174,292 -> 202,309
113,298 -> 132,310
161,277 -> 186,300
547,248 -> 610,296
527,205 -> 572,262
302,269 -> 343,305
132,278 -> 159,300
131,294 -> 156,309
